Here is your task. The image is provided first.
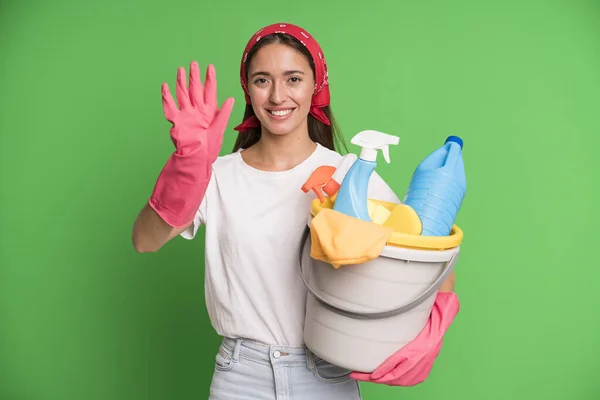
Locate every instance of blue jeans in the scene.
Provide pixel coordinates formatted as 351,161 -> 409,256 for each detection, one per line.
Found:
208,337 -> 362,400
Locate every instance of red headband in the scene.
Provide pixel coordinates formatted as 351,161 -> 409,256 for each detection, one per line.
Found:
233,22 -> 331,132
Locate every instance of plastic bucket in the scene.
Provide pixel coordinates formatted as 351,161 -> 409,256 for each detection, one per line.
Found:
299,197 -> 463,373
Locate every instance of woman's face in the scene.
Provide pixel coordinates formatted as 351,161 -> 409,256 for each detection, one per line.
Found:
247,43 -> 315,137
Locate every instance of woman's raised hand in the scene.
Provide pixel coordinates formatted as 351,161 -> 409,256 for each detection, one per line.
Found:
146,62 -> 235,228
161,61 -> 235,161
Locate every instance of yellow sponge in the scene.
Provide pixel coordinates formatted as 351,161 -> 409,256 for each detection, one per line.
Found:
383,203 -> 423,235
367,200 -> 393,225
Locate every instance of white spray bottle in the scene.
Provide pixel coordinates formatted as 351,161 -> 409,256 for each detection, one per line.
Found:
333,130 -> 400,221
322,153 -> 358,198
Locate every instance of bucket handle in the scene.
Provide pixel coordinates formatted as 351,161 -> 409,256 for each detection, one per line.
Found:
298,226 -> 458,320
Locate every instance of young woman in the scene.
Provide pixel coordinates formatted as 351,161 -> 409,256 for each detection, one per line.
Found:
132,22 -> 459,399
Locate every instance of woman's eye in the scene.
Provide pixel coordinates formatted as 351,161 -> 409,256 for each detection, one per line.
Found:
254,78 -> 268,84
289,76 -> 301,83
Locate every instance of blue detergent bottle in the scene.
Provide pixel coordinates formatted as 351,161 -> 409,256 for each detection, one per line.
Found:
334,130 -> 400,221
403,135 -> 466,236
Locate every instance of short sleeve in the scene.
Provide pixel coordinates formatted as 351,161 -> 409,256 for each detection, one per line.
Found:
179,176 -> 212,240
179,196 -> 207,240
367,171 -> 402,204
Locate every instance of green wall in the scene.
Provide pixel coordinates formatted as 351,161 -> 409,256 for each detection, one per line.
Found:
1,0 -> 599,399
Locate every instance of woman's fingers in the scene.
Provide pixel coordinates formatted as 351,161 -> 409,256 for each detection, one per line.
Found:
213,97 -> 235,128
161,82 -> 177,122
164,62 -> 220,125
209,97 -> 235,153
189,61 -> 203,108
203,64 -> 217,110
176,66 -> 191,111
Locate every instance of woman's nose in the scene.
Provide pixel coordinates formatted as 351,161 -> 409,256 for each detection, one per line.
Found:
269,80 -> 286,104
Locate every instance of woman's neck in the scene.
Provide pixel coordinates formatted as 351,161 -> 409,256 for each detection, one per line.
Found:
242,126 -> 317,172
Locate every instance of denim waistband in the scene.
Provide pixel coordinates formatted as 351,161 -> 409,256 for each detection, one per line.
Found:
221,336 -> 316,366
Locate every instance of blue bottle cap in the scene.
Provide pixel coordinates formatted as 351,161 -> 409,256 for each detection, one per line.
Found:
445,135 -> 463,149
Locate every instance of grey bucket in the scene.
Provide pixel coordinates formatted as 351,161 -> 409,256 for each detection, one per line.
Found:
298,225 -> 459,373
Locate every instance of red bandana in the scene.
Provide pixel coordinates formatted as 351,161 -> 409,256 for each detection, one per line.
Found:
233,23 -> 331,132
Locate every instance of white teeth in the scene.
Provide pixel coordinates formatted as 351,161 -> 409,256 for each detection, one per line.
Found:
269,109 -> 293,116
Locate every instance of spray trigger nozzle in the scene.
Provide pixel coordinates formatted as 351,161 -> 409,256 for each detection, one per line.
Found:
381,146 -> 391,164
350,130 -> 400,163
301,165 -> 336,203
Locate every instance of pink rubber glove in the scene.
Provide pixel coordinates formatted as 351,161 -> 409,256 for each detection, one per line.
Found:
149,62 -> 234,227
350,291 -> 460,386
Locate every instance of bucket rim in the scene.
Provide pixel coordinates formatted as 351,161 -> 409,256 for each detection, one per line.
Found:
298,226 -> 460,320
309,197 -> 463,251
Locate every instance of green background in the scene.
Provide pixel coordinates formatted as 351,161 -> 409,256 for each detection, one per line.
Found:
1,0 -> 599,399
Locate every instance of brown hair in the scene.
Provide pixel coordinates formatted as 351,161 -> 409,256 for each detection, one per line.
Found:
232,33 -> 348,153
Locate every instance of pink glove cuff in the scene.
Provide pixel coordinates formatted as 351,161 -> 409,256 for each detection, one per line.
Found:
149,144 -> 212,228
350,291 -> 460,386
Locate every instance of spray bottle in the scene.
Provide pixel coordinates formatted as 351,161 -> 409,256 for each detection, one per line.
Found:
322,153 -> 358,198
333,130 -> 400,221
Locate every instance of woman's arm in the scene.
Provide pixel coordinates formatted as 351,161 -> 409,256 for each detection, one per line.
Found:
131,62 -> 234,253
132,202 -> 190,253
438,270 -> 456,292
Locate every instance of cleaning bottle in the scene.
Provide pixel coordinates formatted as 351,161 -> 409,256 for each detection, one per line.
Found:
322,153 -> 358,198
301,165 -> 336,203
333,130 -> 400,221
403,135 -> 466,236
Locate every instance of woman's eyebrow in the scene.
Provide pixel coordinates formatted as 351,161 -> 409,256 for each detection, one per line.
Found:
251,70 -> 306,77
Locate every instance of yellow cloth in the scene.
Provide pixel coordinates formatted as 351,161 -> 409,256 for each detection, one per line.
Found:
310,208 -> 393,269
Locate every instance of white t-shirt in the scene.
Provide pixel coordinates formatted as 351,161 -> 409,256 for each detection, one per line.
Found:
181,143 -> 400,346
